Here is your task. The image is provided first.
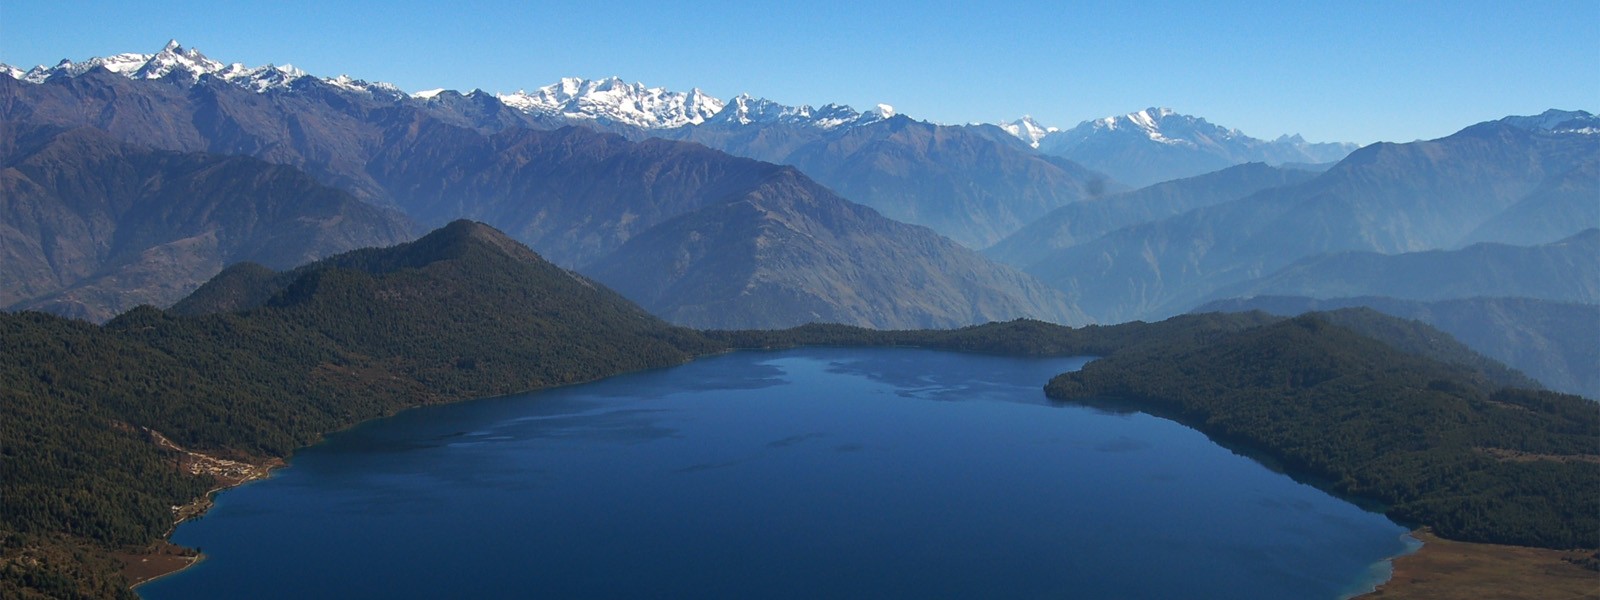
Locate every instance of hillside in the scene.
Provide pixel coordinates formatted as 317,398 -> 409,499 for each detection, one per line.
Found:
667,115 -> 1119,247
0,123 -> 414,322
987,162 -> 1317,266
0,221 -> 715,599
1196,296 -> 1600,399
3,70 -> 1085,330
1209,229 -> 1599,305
585,168 -> 1087,329
1047,314 -> 1599,550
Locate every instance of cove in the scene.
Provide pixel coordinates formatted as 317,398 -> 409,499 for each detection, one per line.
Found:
138,348 -> 1411,599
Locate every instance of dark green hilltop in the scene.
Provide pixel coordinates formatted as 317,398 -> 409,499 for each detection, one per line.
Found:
3,222 -> 1596,599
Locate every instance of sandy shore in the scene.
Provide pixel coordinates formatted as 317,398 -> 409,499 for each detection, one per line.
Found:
1359,528 -> 1598,599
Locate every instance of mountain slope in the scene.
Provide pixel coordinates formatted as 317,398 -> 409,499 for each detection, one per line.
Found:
1047,313 -> 1598,550
1,220 -> 716,598
1460,156 -> 1600,247
584,169 -> 1087,329
1195,295 -> 1600,399
6,65 -> 1089,329
664,115 -> 1117,247
986,162 -> 1317,266
1209,229 -> 1600,305
0,123 -> 414,321
6,45 -> 1115,250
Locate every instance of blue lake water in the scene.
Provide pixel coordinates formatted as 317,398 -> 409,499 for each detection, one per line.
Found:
139,348 -> 1412,599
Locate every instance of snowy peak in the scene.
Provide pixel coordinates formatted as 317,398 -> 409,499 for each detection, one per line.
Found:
998,116 -> 1059,148
708,94 -> 815,126
496,77 -> 726,129
1044,107 -> 1335,154
324,74 -> 406,99
1078,107 -> 1239,147
12,40 -> 229,84
1031,107 -> 1360,187
7,42 -> 917,135
130,40 -> 225,82
655,92 -> 890,130
3,40 -> 406,98
1497,109 -> 1598,135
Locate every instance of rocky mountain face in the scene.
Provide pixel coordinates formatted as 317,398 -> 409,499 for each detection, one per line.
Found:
1023,119 -> 1600,322
0,123 -> 413,321
1195,296 -> 1600,400
997,116 -> 1058,148
584,168 -> 1086,329
1021,107 -> 1358,187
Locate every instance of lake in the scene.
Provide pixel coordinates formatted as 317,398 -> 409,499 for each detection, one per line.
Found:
139,348 -> 1413,599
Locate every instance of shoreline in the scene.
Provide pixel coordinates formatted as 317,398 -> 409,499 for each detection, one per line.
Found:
1048,393 -> 1598,598
1340,531 -> 1425,599
117,355 -> 702,594
121,430 -> 285,591
1356,528 -> 1598,599
125,544 -> 205,590
120,350 -> 1596,598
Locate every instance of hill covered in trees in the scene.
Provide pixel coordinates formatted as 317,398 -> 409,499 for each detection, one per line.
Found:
1046,314 -> 1598,550
0,221 -> 715,599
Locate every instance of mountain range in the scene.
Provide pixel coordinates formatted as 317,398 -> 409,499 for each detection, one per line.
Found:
1009,108 -> 1359,187
1,42 -> 1090,328
3,42 -> 1594,362
7,42 -> 1359,247
1020,115 -> 1599,323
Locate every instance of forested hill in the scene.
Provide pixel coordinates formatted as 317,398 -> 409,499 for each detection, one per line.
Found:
3,225 -> 1592,598
1046,314 -> 1599,550
0,221 -> 716,599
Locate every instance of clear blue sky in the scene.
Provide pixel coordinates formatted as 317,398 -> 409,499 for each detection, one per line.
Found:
3,0 -> 1594,144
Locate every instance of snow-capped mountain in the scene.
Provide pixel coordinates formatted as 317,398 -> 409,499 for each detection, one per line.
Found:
4,39 -> 402,98
1046,107 -> 1246,150
1497,109 -> 1598,135
997,116 -> 1058,148
701,94 -> 893,130
1024,107 -> 1359,187
495,77 -> 725,129
3,41 -> 903,133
